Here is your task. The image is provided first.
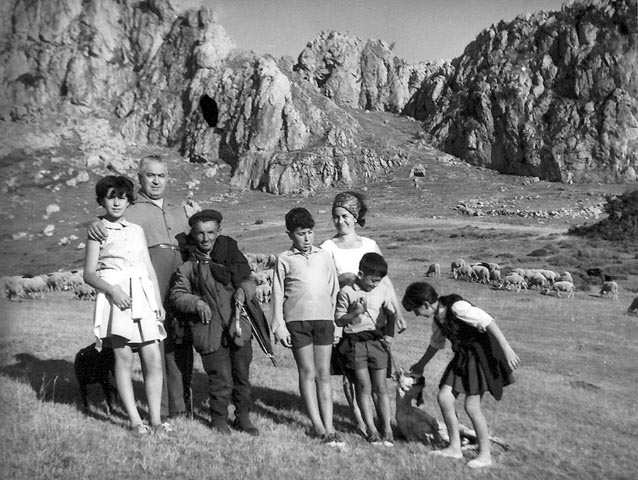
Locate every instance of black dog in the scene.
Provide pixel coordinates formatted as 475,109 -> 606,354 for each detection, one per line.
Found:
74,343 -> 116,414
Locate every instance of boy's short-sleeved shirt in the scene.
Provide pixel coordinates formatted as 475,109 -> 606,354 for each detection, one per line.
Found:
429,300 -> 493,349
335,281 -> 395,335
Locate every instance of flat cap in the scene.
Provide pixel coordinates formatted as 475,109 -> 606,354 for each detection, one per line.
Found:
188,209 -> 223,227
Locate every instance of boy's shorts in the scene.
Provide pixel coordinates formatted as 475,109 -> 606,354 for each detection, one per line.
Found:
338,335 -> 388,371
288,320 -> 335,349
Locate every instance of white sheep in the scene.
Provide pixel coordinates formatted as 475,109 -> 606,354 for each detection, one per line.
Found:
502,273 -> 527,292
64,272 -> 85,290
455,265 -> 473,281
489,269 -> 501,283
527,273 -> 548,290
538,269 -> 557,285
1,276 -> 24,301
425,263 -> 441,277
46,272 -> 67,291
600,281 -> 619,300
74,284 -> 96,301
252,270 -> 273,286
511,268 -> 526,278
22,276 -> 48,298
557,271 -> 573,283
471,265 -> 490,284
550,281 -> 575,298
255,284 -> 272,304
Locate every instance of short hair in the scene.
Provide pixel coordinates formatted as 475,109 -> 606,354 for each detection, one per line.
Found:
95,176 -> 135,204
285,207 -> 315,232
188,209 -> 223,227
359,252 -> 387,277
138,155 -> 166,174
402,282 -> 438,311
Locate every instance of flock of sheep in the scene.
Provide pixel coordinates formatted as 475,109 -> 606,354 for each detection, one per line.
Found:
0,252 -> 278,305
2,255 -> 634,315
423,259 -> 624,303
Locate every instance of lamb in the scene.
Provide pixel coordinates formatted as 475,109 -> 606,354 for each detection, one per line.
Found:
550,281 -> 575,298
502,273 -> 527,292
628,297 -> 638,314
74,343 -> 116,414
454,264 -> 473,281
600,281 -> 619,300
251,269 -> 273,286
393,369 -> 509,450
255,284 -> 272,304
538,269 -> 557,285
425,263 -> 441,277
1,276 -> 24,301
22,276 -> 48,298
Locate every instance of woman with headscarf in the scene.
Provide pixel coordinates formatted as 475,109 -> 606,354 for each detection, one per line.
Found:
321,191 -> 407,436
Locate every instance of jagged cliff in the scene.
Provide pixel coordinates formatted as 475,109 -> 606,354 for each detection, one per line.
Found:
0,0 -> 407,194
2,0 -> 637,187
408,0 -> 638,183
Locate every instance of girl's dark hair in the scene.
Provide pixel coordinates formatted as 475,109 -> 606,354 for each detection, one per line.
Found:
359,252 -> 387,277
402,282 -> 438,311
285,207 -> 315,232
95,175 -> 135,204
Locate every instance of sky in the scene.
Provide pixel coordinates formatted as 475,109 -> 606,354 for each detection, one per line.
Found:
175,0 -> 568,62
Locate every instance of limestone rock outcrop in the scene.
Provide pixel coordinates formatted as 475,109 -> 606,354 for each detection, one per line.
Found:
1,0 -> 408,194
407,0 -> 638,183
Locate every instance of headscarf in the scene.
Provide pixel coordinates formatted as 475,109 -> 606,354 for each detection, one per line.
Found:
332,191 -> 368,227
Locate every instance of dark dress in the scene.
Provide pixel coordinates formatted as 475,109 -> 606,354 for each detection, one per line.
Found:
435,295 -> 514,401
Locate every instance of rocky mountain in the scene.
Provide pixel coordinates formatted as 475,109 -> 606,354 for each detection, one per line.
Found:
407,0 -> 638,183
2,0 -> 637,189
1,0 -> 411,194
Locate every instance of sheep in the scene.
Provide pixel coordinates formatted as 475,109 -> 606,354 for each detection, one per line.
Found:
74,343 -> 116,414
587,268 -> 604,283
600,281 -> 619,300
511,268 -> 526,278
502,273 -> 527,292
471,265 -> 490,284
527,273 -> 548,290
1,276 -> 24,301
489,269 -> 501,284
74,284 -> 96,301
454,265 -> 473,281
557,271 -> 573,283
22,276 -> 48,298
550,281 -> 575,298
628,297 -> 638,314
64,272 -> 85,290
46,272 -> 68,291
538,269 -> 557,285
425,263 -> 441,277
450,259 -> 465,275
251,270 -> 273,286
255,284 -> 272,304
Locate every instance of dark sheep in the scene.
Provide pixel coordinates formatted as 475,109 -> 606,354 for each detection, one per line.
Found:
586,268 -> 605,282
74,343 -> 116,414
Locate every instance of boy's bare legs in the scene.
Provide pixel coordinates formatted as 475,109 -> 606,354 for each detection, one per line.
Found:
113,342 -> 144,427
314,343 -> 336,434
464,394 -> 492,468
139,341 -> 163,427
434,385 -> 463,458
343,376 -> 367,435
353,368 -> 378,438
293,345 -> 326,436
370,368 -> 392,439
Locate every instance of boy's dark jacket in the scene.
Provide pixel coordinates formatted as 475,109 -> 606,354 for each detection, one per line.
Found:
169,235 -> 267,355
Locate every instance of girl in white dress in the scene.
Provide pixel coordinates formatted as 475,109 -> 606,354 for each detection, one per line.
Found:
320,191 -> 407,435
83,175 -> 166,434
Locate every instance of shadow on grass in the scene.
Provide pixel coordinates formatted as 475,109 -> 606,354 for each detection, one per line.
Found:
189,370 -> 358,433
0,352 -> 142,424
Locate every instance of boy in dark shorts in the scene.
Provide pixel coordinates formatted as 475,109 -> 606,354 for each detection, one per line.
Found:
335,252 -> 396,446
270,207 -> 344,447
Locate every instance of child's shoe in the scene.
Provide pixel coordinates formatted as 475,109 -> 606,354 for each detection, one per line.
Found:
322,432 -> 345,447
382,432 -> 394,447
132,423 -> 151,435
232,416 -> 260,436
366,431 -> 383,446
152,422 -> 174,435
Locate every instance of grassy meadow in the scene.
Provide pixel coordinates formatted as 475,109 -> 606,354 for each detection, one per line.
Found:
1,216 -> 637,480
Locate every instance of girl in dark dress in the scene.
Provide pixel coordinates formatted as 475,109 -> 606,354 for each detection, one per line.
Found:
402,282 -> 520,469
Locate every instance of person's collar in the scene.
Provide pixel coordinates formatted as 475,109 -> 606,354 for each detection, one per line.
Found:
101,217 -> 130,229
136,190 -> 175,207
287,245 -> 320,256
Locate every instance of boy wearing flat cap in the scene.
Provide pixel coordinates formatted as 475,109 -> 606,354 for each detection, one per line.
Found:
169,210 -> 259,435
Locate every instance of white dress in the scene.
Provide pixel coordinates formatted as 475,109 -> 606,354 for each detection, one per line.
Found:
320,237 -> 382,275
92,219 -> 166,350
